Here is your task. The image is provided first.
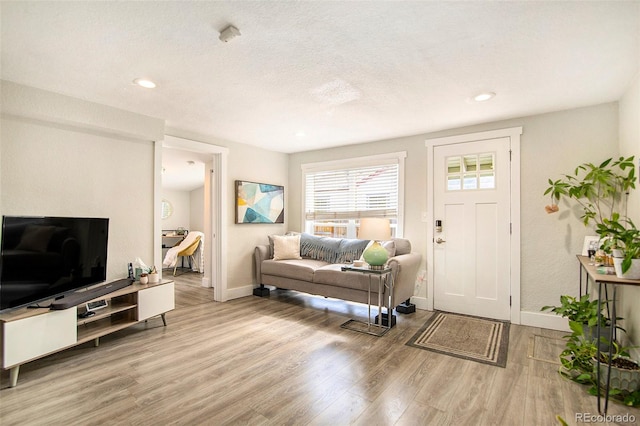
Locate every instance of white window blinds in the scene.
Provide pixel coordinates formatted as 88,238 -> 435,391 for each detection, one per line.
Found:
304,160 -> 399,221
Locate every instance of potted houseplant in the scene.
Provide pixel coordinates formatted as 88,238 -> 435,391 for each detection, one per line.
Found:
542,295 -> 618,350
545,156 -> 637,278
594,340 -> 640,394
596,215 -> 640,279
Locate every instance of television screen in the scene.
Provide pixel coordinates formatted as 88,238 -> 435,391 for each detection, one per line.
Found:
0,216 -> 109,312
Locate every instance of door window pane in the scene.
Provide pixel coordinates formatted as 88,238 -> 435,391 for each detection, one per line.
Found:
446,152 -> 496,191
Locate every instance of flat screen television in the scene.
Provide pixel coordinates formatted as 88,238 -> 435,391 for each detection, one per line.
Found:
0,216 -> 109,312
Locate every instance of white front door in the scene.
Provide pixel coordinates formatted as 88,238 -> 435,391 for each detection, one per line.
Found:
432,137 -> 512,320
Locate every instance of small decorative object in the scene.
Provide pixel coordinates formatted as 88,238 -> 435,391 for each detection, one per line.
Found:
176,227 -> 186,235
140,273 -> 149,284
148,266 -> 159,284
235,180 -> 284,224
359,218 -> 392,270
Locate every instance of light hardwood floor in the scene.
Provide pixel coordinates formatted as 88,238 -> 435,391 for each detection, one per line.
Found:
1,272 -> 638,426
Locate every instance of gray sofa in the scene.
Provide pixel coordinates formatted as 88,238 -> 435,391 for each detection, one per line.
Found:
254,235 -> 421,310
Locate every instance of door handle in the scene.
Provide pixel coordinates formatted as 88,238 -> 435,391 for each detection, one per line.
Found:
435,237 -> 446,244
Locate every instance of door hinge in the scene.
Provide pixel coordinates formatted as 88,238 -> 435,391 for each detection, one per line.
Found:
510,296 -> 512,306
510,223 -> 512,234
509,150 -> 512,161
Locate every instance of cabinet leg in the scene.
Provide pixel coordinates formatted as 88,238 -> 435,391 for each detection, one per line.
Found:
9,366 -> 20,388
161,313 -> 167,326
94,337 -> 100,347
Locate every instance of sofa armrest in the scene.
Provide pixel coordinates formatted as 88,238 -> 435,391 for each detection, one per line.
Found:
387,252 -> 422,308
254,245 -> 271,285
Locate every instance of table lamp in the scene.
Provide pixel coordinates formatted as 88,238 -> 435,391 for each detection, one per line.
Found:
359,218 -> 391,270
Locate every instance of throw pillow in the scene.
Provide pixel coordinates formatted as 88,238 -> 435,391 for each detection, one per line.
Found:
268,231 -> 300,258
272,234 -> 302,260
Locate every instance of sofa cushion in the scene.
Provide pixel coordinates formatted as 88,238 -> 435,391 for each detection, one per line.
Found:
393,238 -> 411,256
261,258 -> 329,282
268,231 -> 300,258
313,264 -> 385,293
272,234 -> 302,260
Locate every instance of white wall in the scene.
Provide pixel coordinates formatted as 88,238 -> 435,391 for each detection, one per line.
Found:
190,186 -> 205,233
0,81 -> 288,296
289,102 -> 619,327
165,127 -> 289,292
618,72 -> 640,349
161,189 -> 190,231
1,81 -> 164,282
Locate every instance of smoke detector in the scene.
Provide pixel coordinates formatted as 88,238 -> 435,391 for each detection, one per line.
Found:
219,25 -> 241,43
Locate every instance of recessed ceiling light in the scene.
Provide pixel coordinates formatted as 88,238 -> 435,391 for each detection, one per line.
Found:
295,131 -> 306,138
133,78 -> 156,89
473,92 -> 496,102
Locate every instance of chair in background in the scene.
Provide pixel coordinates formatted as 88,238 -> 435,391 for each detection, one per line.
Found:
173,235 -> 201,276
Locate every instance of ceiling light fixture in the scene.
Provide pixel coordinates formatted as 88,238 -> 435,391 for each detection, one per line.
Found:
473,92 -> 496,102
133,78 -> 156,89
219,25 -> 241,43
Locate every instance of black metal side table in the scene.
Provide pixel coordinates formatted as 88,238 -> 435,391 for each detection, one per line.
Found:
576,255 -> 640,415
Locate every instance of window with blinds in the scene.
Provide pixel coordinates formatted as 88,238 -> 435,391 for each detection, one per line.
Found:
302,153 -> 405,238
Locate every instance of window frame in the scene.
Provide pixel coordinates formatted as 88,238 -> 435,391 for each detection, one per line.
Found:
301,151 -> 406,238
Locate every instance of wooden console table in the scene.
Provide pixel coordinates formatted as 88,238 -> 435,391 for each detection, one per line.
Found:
0,279 -> 175,388
576,255 -> 640,415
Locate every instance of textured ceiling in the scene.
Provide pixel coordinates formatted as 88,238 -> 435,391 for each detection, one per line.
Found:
1,1 -> 639,155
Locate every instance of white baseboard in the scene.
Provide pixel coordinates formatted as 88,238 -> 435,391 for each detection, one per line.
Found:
225,285 -> 254,300
202,278 -> 211,288
410,296 -> 430,311
520,310 -> 570,332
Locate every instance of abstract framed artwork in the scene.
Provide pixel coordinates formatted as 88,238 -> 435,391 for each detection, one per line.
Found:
235,180 -> 284,224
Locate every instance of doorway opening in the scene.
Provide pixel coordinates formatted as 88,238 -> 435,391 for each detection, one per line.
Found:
154,135 -> 229,302
425,127 -> 522,324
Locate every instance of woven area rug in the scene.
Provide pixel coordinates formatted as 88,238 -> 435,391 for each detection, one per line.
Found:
406,311 -> 510,368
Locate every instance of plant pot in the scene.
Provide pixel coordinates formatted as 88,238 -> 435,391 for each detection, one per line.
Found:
594,357 -> 640,393
613,257 -> 640,280
148,273 -> 160,284
584,325 -> 612,352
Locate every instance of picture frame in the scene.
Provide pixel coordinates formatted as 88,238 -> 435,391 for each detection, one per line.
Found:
235,180 -> 284,224
582,236 -> 600,256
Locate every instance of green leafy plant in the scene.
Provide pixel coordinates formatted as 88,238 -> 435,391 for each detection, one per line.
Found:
596,214 -> 640,273
544,156 -> 636,226
542,295 -> 608,327
558,321 -> 598,383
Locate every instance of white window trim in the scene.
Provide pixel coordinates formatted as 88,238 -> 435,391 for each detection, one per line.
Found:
301,151 -> 406,237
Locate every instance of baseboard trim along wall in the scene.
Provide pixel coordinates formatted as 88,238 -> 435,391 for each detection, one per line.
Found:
410,296 -> 429,311
520,311 -> 571,332
227,285 -> 254,300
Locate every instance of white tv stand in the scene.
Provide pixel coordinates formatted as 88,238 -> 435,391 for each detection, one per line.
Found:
0,279 -> 174,388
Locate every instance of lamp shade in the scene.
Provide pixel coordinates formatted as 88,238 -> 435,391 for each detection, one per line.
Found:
358,218 -> 391,241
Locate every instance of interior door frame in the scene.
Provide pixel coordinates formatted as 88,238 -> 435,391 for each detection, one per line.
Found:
425,127 -> 522,324
154,135 -> 229,302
